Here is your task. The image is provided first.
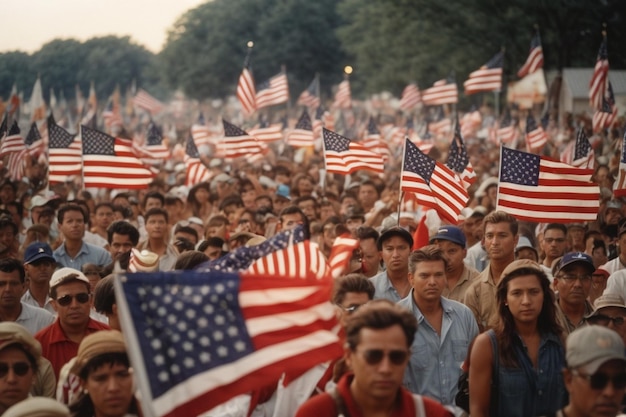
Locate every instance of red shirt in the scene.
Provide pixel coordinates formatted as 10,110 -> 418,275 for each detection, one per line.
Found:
294,373 -> 452,417
35,318 -> 110,379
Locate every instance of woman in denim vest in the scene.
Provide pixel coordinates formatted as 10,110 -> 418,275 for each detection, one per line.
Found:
469,259 -> 567,417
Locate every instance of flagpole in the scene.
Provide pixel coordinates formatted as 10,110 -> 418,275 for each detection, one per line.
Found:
495,145 -> 503,209
397,138 -> 409,227
79,124 -> 85,193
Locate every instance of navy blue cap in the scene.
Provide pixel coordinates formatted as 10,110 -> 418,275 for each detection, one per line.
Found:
554,252 -> 595,276
23,242 -> 55,265
377,226 -> 414,250
430,225 -> 466,248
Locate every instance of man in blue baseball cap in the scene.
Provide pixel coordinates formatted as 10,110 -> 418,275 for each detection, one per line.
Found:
553,252 -> 596,335
22,242 -> 57,314
429,225 -> 479,302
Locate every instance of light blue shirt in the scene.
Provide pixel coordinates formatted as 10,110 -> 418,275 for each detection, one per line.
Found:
53,241 -> 112,271
397,291 -> 479,406
16,302 -> 55,335
369,271 -> 404,303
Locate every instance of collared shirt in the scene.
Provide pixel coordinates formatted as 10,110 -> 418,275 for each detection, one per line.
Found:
540,264 -> 554,283
398,292 -> 479,406
136,240 -> 179,271
554,293 -> 593,336
369,271 -> 405,303
463,264 -> 499,330
35,318 -> 110,379
16,302 -> 55,335
604,269 -> 626,300
465,241 -> 488,272
294,373 -> 452,417
21,290 -> 55,314
53,241 -> 112,271
443,265 -> 479,303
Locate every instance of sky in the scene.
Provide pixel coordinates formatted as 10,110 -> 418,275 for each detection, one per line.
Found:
0,0 -> 207,54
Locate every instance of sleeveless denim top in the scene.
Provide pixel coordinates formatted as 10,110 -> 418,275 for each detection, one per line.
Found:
488,330 -> 567,417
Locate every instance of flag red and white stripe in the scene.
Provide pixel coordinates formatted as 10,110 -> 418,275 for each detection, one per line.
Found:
333,80 -> 351,109
421,80 -> 458,105
589,38 -> 609,111
286,111 -> 314,148
323,128 -> 384,175
248,123 -> 284,143
48,119 -> 82,184
328,235 -> 359,279
247,241 -> 330,280
237,67 -> 256,116
133,89 -> 164,114
399,84 -> 421,111
517,33 -> 544,78
217,120 -> 264,159
497,146 -> 599,223
255,73 -> 289,110
464,52 -> 504,95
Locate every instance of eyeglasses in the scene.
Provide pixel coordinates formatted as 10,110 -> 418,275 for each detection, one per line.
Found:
557,274 -> 592,283
544,238 -> 566,244
587,314 -> 626,326
357,349 -> 409,366
337,303 -> 367,315
56,293 -> 90,306
572,369 -> 626,390
29,260 -> 55,268
0,362 -> 31,378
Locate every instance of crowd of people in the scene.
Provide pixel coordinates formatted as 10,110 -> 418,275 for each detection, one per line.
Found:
0,99 -> 625,416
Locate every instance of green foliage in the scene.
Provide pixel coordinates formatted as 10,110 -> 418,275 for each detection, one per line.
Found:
0,51 -> 36,100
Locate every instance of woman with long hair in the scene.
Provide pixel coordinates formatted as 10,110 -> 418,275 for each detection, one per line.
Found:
469,259 -> 566,417
69,330 -> 142,417
187,182 -> 213,222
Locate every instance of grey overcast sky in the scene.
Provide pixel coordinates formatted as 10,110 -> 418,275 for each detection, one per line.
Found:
0,0 -> 206,53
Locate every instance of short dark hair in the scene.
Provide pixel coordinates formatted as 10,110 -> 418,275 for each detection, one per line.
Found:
143,191 -> 165,208
545,223 -> 567,235
0,216 -> 18,237
174,251 -> 209,270
345,299 -> 418,350
93,275 -> 115,314
94,202 -> 114,214
408,245 -> 448,275
219,195 -> 244,211
57,204 -> 87,224
198,237 -> 225,252
0,258 -> 25,283
333,273 -> 375,305
356,226 -> 379,241
144,207 -> 168,223
107,221 -> 140,246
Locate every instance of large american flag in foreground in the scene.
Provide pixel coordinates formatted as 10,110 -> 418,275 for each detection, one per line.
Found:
401,138 -> 468,224
81,125 -> 155,189
497,146 -> 599,223
115,270 -> 341,417
323,128 -> 384,175
48,115 -> 82,184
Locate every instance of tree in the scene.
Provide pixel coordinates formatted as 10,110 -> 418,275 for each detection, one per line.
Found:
0,52 -> 36,100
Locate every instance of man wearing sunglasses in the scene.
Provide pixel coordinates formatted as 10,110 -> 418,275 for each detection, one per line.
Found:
558,325 -> 626,417
35,267 -> 109,379
585,294 -> 626,346
295,300 -> 452,417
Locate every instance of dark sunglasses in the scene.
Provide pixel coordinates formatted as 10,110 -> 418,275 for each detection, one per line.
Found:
0,362 -> 31,378
587,314 -> 626,326
56,293 -> 90,307
337,303 -> 367,315
359,349 -> 409,366
572,370 -> 626,390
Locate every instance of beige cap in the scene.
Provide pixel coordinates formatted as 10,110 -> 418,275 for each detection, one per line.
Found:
71,330 -> 127,375
3,397 -> 69,417
50,267 -> 90,290
0,322 -> 41,364
128,248 -> 159,273
586,293 -> 626,319
567,325 -> 626,373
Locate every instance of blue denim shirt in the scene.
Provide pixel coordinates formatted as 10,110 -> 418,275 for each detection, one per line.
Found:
53,241 -> 112,271
369,271 -> 404,303
397,291 -> 479,406
494,331 -> 566,417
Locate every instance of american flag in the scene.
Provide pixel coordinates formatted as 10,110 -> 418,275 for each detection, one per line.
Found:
333,79 -> 351,109
361,117 -> 390,160
496,147 -> 600,223
102,98 -> 123,131
421,79 -> 458,105
525,114 -> 548,150
399,83 -> 421,111
446,118 -> 476,190
134,89 -> 164,115
464,51 -> 504,94
248,241 -> 330,279
29,77 -> 47,123
135,122 -> 171,161
114,269 -> 341,417
323,128 -> 384,175
517,32 -> 544,78
255,73 -> 289,109
197,226 -> 306,273
490,114 -> 518,145
24,122 -> 44,157
327,235 -> 360,279
81,125 -> 155,189
286,110 -> 314,148
191,113 -> 211,149
401,138 -> 469,224
312,107 -> 334,139
592,82 -> 617,133
237,67 -> 256,116
217,120 -> 264,159
614,131 -> 626,198
48,115 -> 82,184
589,36 -> 609,111
297,77 -> 320,108
81,82 -> 97,127
0,114 -> 7,139
0,121 -> 24,156
571,127 -> 594,169
248,119 -> 284,144
184,135 -> 211,187
7,85 -> 20,119
460,107 -> 482,139
428,108 -> 452,138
